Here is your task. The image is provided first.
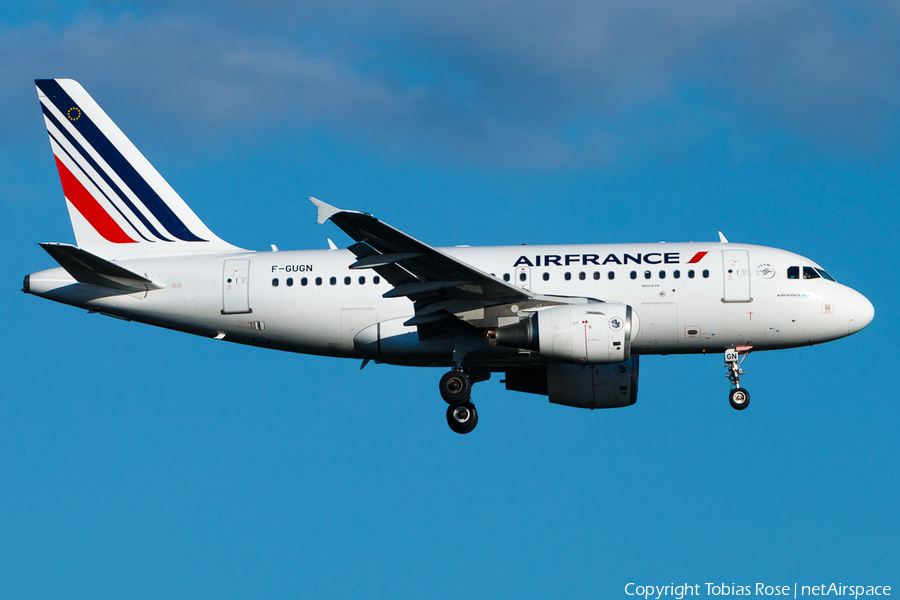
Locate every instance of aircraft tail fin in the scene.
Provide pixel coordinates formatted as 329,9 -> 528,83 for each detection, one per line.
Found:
35,78 -> 244,259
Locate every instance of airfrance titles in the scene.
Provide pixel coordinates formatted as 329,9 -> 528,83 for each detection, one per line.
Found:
513,251 -> 707,268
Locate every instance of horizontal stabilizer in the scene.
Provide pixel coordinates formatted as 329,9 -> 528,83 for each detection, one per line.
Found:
40,243 -> 164,292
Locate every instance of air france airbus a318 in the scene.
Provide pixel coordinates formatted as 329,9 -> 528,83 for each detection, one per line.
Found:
24,79 -> 875,433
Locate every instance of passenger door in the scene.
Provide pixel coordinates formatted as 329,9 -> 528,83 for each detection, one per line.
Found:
722,250 -> 751,302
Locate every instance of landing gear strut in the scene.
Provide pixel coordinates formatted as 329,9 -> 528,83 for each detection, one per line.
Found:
725,348 -> 751,410
439,367 -> 488,433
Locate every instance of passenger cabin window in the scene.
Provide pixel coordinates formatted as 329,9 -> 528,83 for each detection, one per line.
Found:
503,273 -> 510,282
330,277 -> 337,285
301,277 -> 308,286
565,272 -> 572,281
688,270 -> 695,279
608,271 -> 615,280
643,270 -> 651,279
359,276 -> 366,284
787,266 -> 799,279
519,272 -> 527,282
593,272 -> 600,280
630,271 -> 637,280
344,276 -> 351,285
673,270 -> 681,279
659,270 -> 666,279
272,278 -> 279,287
543,272 -> 550,281
803,267 -> 820,280
315,277 -> 322,286
579,272 -> 586,280
287,278 -> 293,287
702,269 -> 710,278
373,276 -> 381,284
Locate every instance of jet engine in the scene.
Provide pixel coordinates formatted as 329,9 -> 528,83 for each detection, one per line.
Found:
493,302 -> 637,364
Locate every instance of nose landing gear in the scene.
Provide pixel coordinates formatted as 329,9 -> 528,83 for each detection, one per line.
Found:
725,347 -> 751,410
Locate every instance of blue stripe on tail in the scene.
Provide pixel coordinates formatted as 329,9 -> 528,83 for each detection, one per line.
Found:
46,118 -> 156,243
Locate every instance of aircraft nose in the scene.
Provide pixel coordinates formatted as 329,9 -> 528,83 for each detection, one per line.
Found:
848,290 -> 874,335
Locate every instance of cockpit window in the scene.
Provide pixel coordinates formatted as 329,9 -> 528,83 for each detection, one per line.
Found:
815,268 -> 836,282
787,266 -> 799,279
803,267 -> 820,280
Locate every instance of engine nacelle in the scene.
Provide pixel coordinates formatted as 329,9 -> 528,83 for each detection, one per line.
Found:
504,357 -> 640,409
495,302 -> 637,364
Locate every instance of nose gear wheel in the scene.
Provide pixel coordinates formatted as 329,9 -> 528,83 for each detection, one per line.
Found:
729,388 -> 750,410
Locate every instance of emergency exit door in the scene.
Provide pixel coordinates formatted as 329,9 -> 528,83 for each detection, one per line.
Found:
222,259 -> 252,314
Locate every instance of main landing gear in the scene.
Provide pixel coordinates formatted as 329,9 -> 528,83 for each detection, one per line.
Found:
725,348 -> 751,411
440,367 -> 485,434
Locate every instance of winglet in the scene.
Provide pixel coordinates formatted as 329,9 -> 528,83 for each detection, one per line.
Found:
718,231 -> 729,243
309,197 -> 342,225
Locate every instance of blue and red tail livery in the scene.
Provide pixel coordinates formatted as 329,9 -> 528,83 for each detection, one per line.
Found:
36,78 -> 243,258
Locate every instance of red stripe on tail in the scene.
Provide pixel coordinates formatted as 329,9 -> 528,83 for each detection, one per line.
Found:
54,156 -> 136,244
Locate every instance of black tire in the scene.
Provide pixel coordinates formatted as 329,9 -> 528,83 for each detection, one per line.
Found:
446,402 -> 478,434
729,388 -> 750,411
440,370 -> 471,405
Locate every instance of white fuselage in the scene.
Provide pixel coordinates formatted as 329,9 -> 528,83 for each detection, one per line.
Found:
25,241 -> 874,367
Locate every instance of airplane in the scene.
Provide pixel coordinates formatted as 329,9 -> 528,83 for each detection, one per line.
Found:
24,78 -> 875,434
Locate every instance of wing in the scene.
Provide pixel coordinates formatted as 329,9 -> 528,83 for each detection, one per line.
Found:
310,198 -> 532,327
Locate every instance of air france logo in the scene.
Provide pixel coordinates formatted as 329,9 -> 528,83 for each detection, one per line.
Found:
609,317 -> 624,331
513,251 -> 707,267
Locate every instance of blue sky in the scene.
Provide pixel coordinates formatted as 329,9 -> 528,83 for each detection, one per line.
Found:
1,2 -> 897,598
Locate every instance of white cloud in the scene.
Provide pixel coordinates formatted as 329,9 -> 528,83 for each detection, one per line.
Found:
2,1 -> 899,165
